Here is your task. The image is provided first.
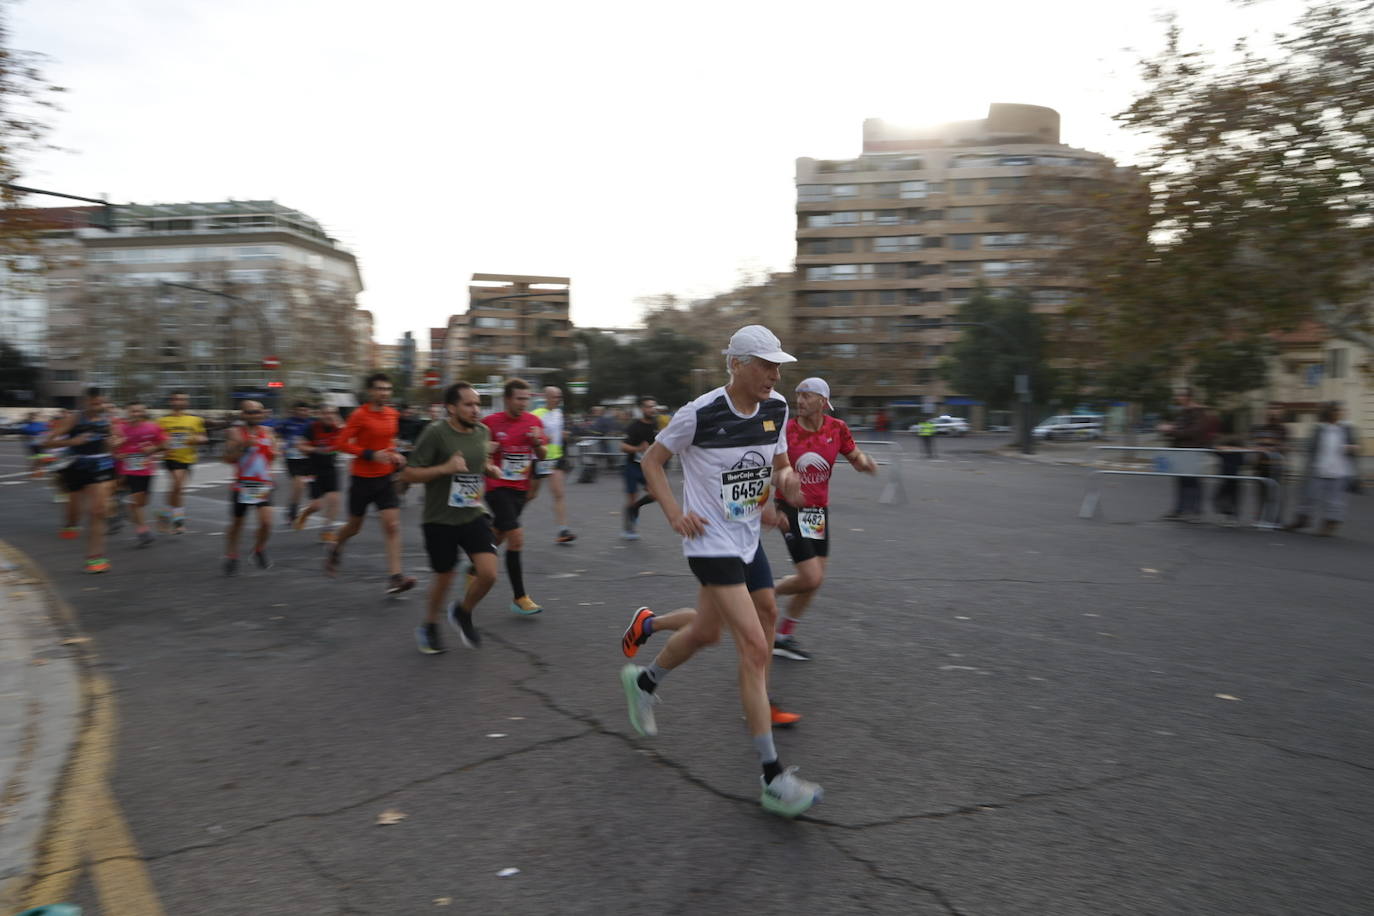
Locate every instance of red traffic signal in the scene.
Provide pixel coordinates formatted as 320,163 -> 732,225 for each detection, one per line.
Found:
262,355 -> 281,370
266,381 -> 284,389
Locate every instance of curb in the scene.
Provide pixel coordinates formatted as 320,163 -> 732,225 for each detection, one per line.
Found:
0,541 -> 83,914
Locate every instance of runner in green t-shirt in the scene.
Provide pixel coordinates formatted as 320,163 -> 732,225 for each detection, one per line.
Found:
401,381 -> 501,654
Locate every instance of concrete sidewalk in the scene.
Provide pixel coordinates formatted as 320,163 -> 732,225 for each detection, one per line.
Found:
0,542 -> 84,913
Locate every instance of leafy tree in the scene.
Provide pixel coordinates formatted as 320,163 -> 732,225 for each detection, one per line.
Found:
0,8 -> 64,265
940,287 -> 1053,411
1190,337 -> 1273,408
1072,1 -> 1374,361
577,327 -> 705,408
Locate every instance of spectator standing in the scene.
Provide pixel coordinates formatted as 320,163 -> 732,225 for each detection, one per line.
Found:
1158,388 -> 1213,521
1286,402 -> 1360,537
1249,406 -> 1289,525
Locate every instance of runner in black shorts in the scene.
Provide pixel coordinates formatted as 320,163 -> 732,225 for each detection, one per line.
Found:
293,407 -> 343,542
45,387 -> 122,574
616,324 -> 822,818
401,382 -> 501,654
772,377 -> 875,661
278,401 -> 316,526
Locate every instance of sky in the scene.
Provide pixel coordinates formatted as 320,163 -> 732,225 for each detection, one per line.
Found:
10,0 -> 1308,347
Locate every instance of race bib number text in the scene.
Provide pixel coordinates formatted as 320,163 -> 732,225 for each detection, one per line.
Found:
720,466 -> 771,522
799,507 -> 827,540
448,473 -> 484,509
500,452 -> 532,481
237,482 -> 270,505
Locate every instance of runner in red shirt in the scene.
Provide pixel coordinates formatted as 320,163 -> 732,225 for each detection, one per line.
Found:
772,377 -> 876,660
222,400 -> 279,576
483,378 -> 547,615
293,406 -> 343,542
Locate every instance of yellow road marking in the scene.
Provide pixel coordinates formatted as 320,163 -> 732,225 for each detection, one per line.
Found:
2,541 -> 165,915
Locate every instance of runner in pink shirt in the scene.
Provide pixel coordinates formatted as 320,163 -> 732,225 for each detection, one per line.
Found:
115,401 -> 168,548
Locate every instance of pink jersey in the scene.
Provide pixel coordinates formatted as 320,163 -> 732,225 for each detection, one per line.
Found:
783,415 -> 856,508
233,425 -> 276,488
116,420 -> 166,476
484,410 -> 545,492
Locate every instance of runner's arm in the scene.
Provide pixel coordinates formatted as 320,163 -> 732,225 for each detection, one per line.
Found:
772,451 -> 803,506
843,447 -> 878,473
222,427 -> 245,463
642,442 -> 706,537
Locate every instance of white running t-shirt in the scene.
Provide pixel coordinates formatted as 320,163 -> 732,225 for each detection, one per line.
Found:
655,386 -> 789,562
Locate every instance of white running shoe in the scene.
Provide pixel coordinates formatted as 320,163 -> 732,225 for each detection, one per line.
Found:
760,767 -> 824,818
619,664 -> 659,737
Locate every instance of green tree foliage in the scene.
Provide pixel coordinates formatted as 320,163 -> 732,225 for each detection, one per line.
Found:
1083,1 -> 1374,362
579,328 -> 706,408
1190,337 -> 1274,408
940,287 -> 1054,410
0,7 -> 64,264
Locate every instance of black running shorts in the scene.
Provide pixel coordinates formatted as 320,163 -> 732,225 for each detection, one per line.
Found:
779,503 -> 830,563
687,548 -> 774,592
422,518 -> 497,573
309,460 -> 339,498
124,475 -> 153,495
64,459 -> 116,490
347,473 -> 398,517
286,457 -> 313,478
163,459 -> 193,473
486,487 -> 527,532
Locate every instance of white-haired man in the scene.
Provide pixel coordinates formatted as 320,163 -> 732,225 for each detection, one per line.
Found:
618,325 -> 823,818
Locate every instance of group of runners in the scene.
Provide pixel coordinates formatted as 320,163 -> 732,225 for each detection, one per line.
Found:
26,323 -> 869,819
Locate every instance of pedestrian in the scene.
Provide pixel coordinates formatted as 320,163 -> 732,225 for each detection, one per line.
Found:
619,396 -> 660,540
114,401 -> 167,548
156,391 -> 208,534
1249,406 -> 1289,526
1211,414 -> 1246,526
402,381 -> 501,654
483,378 -> 547,615
293,406 -> 344,541
1158,388 -> 1213,521
222,400 -> 278,576
532,386 -> 576,544
1285,402 -> 1361,537
918,417 -> 937,458
617,324 -> 824,818
44,388 -> 121,572
326,373 -> 417,596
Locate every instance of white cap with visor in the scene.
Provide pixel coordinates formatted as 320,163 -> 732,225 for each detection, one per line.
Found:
722,325 -> 796,364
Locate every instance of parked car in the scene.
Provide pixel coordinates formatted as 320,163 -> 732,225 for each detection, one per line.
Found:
908,415 -> 971,436
1033,414 -> 1105,441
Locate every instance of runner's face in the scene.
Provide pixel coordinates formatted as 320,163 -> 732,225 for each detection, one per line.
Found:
452,389 -> 482,426
242,406 -> 264,427
370,382 -> 393,406
507,388 -> 531,416
544,388 -> 561,409
733,358 -> 781,403
796,391 -> 825,418
294,407 -> 311,419
86,396 -> 106,414
640,401 -> 657,420
170,395 -> 188,412
127,404 -> 147,423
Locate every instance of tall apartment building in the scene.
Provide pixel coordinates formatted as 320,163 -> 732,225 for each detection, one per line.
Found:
793,104 -> 1114,419
39,200 -> 366,409
464,273 -> 572,373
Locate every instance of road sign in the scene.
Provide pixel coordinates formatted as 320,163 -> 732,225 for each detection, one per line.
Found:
262,356 -> 281,370
569,381 -> 588,395
266,381 -> 284,389
424,369 -> 441,388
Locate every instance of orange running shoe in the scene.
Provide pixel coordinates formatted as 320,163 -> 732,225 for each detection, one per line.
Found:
59,526 -> 80,540
85,557 -> 110,574
621,607 -> 654,658
318,529 -> 337,543
770,702 -> 801,729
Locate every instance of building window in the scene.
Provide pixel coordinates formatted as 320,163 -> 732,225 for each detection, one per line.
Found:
873,236 -> 921,253
827,344 -> 859,358
947,207 -> 979,222
949,262 -> 977,278
1032,288 -> 1073,306
54,369 -> 78,382
831,237 -> 854,253
832,184 -> 858,198
878,290 -> 901,306
798,185 -> 830,202
874,263 -> 901,279
948,288 -> 974,304
900,181 -> 927,199
923,236 -> 944,248
983,233 -> 1029,248
950,234 -> 978,250
1327,348 -> 1348,379
831,211 -> 858,226
953,179 -> 976,195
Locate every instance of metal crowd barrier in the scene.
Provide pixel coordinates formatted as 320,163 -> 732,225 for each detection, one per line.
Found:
852,438 -> 907,506
1079,447 -> 1284,527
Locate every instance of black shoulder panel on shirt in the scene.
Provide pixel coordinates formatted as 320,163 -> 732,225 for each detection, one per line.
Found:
691,395 -> 786,449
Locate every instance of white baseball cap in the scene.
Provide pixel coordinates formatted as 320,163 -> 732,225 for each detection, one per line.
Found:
722,325 -> 796,364
795,377 -> 831,408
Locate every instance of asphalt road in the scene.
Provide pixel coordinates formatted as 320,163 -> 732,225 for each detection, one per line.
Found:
2,437 -> 1372,916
